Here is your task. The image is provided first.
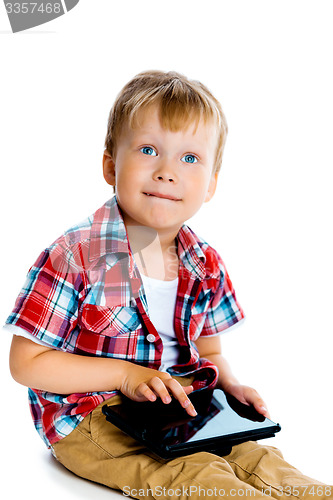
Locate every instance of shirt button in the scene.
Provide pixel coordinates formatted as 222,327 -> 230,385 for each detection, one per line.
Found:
146,334 -> 156,343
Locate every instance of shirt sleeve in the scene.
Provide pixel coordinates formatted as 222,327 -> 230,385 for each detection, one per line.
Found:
199,256 -> 245,338
4,241 -> 84,350
3,323 -> 54,348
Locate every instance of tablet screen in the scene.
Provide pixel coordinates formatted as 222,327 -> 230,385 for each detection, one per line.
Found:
158,390 -> 279,446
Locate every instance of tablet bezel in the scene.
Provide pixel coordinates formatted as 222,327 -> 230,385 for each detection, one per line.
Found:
102,389 -> 281,459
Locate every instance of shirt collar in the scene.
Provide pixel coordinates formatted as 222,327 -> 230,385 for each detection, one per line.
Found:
89,196 -> 129,262
88,196 -> 208,280
176,225 -> 207,280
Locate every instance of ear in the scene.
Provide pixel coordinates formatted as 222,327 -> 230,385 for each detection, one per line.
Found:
204,171 -> 218,203
103,150 -> 116,186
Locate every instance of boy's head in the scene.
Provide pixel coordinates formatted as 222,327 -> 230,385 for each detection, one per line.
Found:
103,70 -> 228,235
104,70 -> 228,175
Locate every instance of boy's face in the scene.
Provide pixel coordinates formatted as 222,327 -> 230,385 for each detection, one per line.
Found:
103,105 -> 219,237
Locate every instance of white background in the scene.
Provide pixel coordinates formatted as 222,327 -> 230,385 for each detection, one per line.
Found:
1,1 -> 332,497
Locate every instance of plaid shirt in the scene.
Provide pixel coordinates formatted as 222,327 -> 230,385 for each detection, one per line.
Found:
5,196 -> 244,449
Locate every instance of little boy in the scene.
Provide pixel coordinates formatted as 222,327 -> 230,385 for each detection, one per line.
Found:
5,71 -> 331,499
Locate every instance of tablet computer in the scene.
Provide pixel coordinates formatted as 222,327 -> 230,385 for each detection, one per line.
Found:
102,388 -> 281,459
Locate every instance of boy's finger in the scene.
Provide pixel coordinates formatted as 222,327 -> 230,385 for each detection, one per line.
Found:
135,382 -> 157,402
165,379 -> 197,417
254,400 -> 270,419
183,385 -> 194,395
149,377 -> 172,404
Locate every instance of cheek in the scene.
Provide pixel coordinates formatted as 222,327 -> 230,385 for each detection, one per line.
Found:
116,163 -> 138,186
114,169 -> 127,190
188,172 -> 211,195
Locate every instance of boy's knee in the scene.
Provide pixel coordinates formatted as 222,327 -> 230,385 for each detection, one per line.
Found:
225,441 -> 284,466
168,451 -> 234,478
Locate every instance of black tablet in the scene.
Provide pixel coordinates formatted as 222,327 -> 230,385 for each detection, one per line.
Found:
102,389 -> 281,459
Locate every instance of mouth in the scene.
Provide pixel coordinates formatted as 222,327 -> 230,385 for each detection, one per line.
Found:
143,192 -> 181,201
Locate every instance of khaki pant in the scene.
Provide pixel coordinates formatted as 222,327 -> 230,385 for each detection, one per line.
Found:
53,393 -> 331,500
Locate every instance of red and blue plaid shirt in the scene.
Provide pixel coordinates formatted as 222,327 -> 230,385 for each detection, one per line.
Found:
5,196 -> 244,448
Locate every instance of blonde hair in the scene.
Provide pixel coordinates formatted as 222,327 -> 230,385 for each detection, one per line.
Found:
105,70 -> 228,174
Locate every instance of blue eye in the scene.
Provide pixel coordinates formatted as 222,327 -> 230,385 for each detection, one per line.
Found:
181,154 -> 198,164
140,146 -> 157,156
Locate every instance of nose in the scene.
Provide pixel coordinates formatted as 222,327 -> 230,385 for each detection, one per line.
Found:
153,159 -> 177,183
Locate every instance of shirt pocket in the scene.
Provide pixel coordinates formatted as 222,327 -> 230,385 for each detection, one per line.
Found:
75,304 -> 141,359
81,304 -> 141,336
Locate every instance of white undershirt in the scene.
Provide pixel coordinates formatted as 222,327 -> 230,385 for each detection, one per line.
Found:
4,274 -> 180,371
140,274 -> 179,371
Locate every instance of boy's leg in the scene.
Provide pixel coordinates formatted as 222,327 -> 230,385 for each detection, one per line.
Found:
223,441 -> 332,500
52,393 -> 332,500
52,397 -> 268,499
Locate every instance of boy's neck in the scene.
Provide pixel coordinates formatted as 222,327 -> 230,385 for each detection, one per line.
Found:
125,224 -> 180,281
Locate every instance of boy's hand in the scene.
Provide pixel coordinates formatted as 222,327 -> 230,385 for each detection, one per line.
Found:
223,383 -> 270,419
118,362 -> 197,417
